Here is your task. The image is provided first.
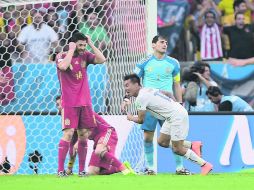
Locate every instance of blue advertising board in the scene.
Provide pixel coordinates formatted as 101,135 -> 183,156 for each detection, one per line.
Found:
157,115 -> 254,173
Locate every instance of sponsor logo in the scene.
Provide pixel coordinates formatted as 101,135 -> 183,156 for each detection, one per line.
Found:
220,115 -> 254,165
0,116 -> 26,174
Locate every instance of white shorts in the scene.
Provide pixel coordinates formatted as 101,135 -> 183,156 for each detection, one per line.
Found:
160,109 -> 189,141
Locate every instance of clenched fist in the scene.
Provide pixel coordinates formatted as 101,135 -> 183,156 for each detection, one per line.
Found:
69,42 -> 76,51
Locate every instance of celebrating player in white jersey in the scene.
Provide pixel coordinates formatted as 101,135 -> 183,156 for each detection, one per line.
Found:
123,74 -> 213,175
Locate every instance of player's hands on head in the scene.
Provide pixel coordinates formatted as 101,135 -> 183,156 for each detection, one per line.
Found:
68,42 -> 76,51
85,35 -> 92,45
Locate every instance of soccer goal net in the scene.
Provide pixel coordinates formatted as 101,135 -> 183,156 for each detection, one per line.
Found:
0,0 -> 156,174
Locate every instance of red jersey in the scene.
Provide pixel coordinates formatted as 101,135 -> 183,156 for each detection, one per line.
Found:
56,51 -> 95,107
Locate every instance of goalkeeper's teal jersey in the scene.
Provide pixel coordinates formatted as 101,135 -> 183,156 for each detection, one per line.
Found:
134,55 -> 180,92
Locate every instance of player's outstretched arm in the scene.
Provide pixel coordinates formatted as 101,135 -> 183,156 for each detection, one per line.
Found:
86,35 -> 106,64
57,42 -> 76,71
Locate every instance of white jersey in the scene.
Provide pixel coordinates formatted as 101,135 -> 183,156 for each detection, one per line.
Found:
18,23 -> 58,63
135,88 -> 185,120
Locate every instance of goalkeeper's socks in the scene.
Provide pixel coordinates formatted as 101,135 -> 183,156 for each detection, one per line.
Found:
174,153 -> 184,171
184,149 -> 206,166
144,141 -> 154,169
78,140 -> 88,172
58,139 -> 70,172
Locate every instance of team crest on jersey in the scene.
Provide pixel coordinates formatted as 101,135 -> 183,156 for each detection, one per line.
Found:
65,119 -> 70,126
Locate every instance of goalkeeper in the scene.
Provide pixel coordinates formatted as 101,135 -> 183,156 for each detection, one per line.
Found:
56,96 -> 135,176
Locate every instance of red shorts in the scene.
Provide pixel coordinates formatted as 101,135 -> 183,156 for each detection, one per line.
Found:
89,128 -> 118,170
61,106 -> 96,130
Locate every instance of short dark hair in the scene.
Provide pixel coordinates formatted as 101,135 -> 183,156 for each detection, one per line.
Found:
71,32 -> 88,43
206,86 -> 222,96
233,0 -> 245,11
234,12 -> 244,20
152,35 -> 167,44
124,74 -> 141,86
219,101 -> 233,111
193,61 -> 210,74
204,10 -> 216,19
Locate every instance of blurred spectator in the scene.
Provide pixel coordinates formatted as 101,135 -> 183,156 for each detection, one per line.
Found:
78,6 -> 110,55
53,1 -> 79,53
0,32 -> 15,105
223,12 -> 254,59
17,12 -> 58,63
198,10 -> 223,61
233,0 -> 252,24
157,15 -> 175,28
206,86 -> 253,111
217,0 -> 234,26
218,0 -> 253,26
55,2 -> 70,33
182,61 -> 217,111
230,0 -> 253,25
0,6 -> 16,33
45,8 -> 59,32
17,8 -> 32,29
199,0 -> 221,19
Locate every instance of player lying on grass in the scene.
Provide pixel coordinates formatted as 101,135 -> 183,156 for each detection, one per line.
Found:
56,96 -> 135,176
123,74 -> 213,175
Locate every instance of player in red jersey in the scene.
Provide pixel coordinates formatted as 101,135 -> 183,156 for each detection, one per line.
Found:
56,96 -> 135,176
55,32 -> 106,177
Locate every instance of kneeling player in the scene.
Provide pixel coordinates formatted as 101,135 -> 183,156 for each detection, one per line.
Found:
56,96 -> 134,176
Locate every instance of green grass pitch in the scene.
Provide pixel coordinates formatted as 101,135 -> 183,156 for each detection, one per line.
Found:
1,170 -> 254,190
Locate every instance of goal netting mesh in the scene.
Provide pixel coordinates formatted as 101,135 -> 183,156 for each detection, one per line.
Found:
0,0 -> 148,174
